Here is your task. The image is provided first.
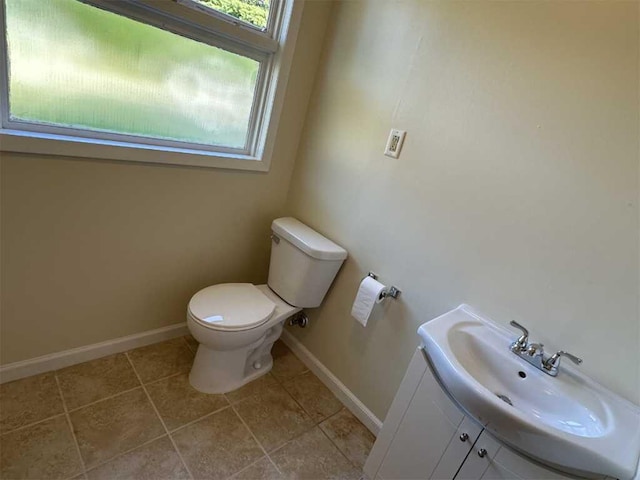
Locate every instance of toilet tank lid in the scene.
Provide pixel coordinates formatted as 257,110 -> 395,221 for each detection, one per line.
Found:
271,217 -> 348,261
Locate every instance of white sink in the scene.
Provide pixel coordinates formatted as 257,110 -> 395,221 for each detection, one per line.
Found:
418,305 -> 640,479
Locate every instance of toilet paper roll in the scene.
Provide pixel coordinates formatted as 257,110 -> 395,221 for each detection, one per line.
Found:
351,276 -> 386,327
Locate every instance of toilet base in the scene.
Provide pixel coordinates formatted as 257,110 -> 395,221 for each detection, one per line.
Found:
188,321 -> 284,394
189,354 -> 273,394
189,349 -> 274,394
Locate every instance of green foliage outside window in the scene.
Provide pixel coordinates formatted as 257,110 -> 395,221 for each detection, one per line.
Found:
197,0 -> 270,29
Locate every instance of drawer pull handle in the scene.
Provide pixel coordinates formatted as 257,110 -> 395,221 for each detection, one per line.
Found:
459,433 -> 469,442
477,448 -> 487,458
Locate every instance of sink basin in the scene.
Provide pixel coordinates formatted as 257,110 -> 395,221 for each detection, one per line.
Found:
418,305 -> 640,479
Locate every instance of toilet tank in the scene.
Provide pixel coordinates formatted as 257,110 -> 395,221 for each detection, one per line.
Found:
268,217 -> 347,308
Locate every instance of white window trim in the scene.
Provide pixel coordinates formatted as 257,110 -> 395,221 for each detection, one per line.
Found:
0,0 -> 304,172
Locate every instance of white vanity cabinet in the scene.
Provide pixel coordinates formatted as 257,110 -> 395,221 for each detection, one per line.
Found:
364,348 -> 588,480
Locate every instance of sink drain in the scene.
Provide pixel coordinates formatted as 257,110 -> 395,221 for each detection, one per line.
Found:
496,393 -> 513,406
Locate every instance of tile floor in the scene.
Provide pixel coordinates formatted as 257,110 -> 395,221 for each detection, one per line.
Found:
0,337 -> 375,480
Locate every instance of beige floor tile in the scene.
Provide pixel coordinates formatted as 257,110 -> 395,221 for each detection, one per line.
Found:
270,427 -> 361,480
320,409 -> 376,469
57,353 -> 140,410
233,384 -> 313,452
0,415 -> 82,480
172,407 -> 263,480
282,371 -> 343,423
127,338 -> 194,384
146,373 -> 228,430
86,436 -> 189,480
270,341 -> 308,381
69,388 -> 165,468
0,372 -> 64,433
231,457 -> 283,480
226,373 -> 278,404
183,335 -> 198,352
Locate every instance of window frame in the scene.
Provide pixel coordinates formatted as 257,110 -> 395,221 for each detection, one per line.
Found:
0,0 -> 303,171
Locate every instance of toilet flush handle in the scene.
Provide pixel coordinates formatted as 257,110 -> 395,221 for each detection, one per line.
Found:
270,234 -> 280,244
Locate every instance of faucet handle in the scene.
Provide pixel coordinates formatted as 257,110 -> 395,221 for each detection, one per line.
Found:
544,350 -> 583,371
509,321 -> 529,350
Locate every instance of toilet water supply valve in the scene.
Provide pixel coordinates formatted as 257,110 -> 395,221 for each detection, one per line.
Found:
288,311 -> 308,328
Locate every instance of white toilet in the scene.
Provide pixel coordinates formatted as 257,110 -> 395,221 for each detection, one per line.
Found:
187,217 -> 347,394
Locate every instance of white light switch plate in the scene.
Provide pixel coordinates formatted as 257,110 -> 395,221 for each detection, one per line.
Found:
384,129 -> 406,158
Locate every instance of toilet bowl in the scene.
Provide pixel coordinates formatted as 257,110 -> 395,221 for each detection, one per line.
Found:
187,217 -> 347,394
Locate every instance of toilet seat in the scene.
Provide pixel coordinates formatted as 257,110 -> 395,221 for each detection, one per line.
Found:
188,283 -> 276,332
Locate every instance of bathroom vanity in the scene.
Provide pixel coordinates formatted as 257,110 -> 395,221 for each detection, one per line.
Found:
364,306 -> 640,480
364,347 -> 591,480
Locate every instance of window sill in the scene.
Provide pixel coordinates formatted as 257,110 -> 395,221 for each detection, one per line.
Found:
0,129 -> 270,171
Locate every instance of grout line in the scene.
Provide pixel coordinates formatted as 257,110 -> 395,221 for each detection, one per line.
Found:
276,351 -> 346,428
181,335 -> 198,354
139,369 -> 192,386
261,424 -> 327,476
317,417 -> 362,471
124,352 -> 195,480
278,375 -> 314,418
229,403 -> 270,457
228,348 -> 322,472
271,351 -> 361,472
228,402 -> 285,477
265,454 -> 284,478
64,386 -> 143,414
231,404 -> 284,476
83,432 -> 167,475
321,406 -> 347,425
167,404 -> 232,434
281,344 -> 370,472
0,412 -> 67,436
54,374 -> 87,476
142,370 -> 184,387
224,453 -> 273,480
283,369 -> 362,471
227,384 -> 277,408
271,367 -> 310,385
318,407 -> 371,473
68,473 -> 87,480
276,371 -> 335,430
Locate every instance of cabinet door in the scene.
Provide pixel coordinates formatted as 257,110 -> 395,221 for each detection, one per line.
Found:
430,416 -> 482,480
365,348 -> 431,479
454,430 -> 503,480
378,351 -> 469,480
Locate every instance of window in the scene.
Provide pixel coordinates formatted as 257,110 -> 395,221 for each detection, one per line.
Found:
190,0 -> 272,30
0,0 -> 301,170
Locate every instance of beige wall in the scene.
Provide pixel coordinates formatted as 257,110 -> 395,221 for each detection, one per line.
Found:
285,1 -> 640,419
0,1 -> 333,365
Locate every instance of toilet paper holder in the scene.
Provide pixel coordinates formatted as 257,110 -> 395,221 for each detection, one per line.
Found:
367,272 -> 401,300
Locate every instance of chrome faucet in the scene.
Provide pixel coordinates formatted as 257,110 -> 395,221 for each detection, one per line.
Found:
508,321 -> 582,377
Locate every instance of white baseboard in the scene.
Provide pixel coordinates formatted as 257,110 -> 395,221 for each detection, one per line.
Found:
280,329 -> 382,436
0,323 -> 189,384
